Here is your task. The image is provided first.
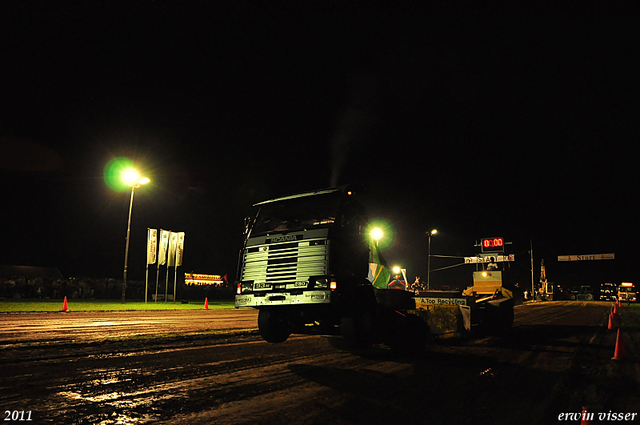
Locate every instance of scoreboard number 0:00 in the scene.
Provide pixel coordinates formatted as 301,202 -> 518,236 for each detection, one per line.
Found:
481,237 -> 504,251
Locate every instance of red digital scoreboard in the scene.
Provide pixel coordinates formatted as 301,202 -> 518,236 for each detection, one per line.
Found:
481,237 -> 505,253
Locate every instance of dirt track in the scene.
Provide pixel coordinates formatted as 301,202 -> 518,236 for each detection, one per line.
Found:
1,302 -> 638,424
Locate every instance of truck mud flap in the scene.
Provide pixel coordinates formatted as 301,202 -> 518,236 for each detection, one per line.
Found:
479,298 -> 514,334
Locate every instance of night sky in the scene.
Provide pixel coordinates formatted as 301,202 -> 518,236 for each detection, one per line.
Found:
1,1 -> 638,290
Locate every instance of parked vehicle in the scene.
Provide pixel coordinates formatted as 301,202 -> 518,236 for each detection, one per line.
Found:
599,282 -> 617,301
618,282 -> 637,303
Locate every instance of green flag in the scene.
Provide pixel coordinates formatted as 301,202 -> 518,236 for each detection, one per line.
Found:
369,241 -> 391,289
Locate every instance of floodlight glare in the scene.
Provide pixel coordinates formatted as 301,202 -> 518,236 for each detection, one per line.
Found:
371,228 -> 383,241
122,168 -> 141,185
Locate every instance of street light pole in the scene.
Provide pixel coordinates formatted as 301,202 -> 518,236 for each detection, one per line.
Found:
122,184 -> 136,303
427,229 -> 437,290
120,168 -> 150,303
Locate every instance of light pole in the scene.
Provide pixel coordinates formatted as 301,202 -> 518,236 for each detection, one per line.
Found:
427,229 -> 437,290
121,169 -> 150,303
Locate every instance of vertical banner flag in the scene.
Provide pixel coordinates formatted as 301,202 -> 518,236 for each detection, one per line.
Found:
164,230 -> 173,301
158,229 -> 170,266
145,228 -> 158,303
147,228 -> 158,265
176,232 -> 185,267
368,241 -> 391,289
168,231 -> 178,267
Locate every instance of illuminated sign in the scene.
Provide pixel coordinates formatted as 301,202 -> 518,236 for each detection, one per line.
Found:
184,273 -> 225,286
465,254 -> 514,264
481,237 -> 504,253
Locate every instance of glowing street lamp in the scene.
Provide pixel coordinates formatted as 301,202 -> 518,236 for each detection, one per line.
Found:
370,227 -> 383,246
427,229 -> 438,290
121,168 -> 150,303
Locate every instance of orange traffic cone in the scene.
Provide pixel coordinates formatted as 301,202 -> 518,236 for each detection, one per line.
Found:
608,312 -> 616,331
61,296 -> 69,312
204,297 -> 209,310
613,302 -> 619,315
612,329 -> 627,360
581,406 -> 593,425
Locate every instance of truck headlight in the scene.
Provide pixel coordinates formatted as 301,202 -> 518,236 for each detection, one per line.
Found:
312,278 -> 328,289
237,280 -> 254,294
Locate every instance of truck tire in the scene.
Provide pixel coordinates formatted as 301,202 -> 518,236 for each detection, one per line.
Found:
340,310 -> 375,348
340,284 -> 378,348
258,309 -> 291,343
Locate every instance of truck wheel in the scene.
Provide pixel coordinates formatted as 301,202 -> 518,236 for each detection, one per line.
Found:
258,309 -> 291,343
340,312 -> 375,348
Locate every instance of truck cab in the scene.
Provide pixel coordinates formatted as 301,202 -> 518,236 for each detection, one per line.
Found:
235,186 -> 375,344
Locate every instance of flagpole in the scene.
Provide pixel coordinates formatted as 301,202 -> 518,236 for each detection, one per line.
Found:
165,231 -> 173,302
155,261 -> 160,302
145,262 -> 149,304
145,228 -> 149,304
165,265 -> 170,302
173,265 -> 178,303
530,239 -> 534,301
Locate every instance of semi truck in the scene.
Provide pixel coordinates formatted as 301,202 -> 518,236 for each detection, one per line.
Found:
234,186 -> 514,351
599,282 -> 617,301
618,282 -> 637,303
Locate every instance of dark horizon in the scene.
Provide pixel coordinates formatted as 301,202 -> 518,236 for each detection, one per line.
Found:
1,1 -> 638,291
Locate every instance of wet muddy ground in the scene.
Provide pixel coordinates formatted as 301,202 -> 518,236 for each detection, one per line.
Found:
1,302 -> 638,424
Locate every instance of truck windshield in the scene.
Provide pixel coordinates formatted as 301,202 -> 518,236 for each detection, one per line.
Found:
251,192 -> 341,236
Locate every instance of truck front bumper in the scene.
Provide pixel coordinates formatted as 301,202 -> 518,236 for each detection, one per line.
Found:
235,290 -> 332,308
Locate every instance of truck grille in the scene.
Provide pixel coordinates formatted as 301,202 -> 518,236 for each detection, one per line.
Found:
242,239 -> 329,284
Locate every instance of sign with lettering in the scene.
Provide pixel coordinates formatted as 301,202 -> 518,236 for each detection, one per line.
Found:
557,253 -> 615,261
416,297 -> 469,306
464,254 -> 515,264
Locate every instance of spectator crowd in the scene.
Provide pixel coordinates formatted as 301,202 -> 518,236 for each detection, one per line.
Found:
0,274 -> 236,300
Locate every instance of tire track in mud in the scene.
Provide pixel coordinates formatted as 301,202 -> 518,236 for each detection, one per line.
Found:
1,332 -> 364,424
1,302 -> 627,425
0,310 -> 259,346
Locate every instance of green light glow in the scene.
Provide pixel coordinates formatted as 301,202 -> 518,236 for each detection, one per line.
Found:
103,157 -> 134,191
366,220 -> 394,249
